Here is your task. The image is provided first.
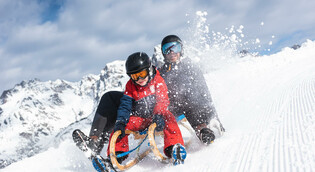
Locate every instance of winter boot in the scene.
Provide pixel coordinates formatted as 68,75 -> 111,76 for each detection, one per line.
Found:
199,128 -> 215,145
72,129 -> 103,154
91,155 -> 117,172
171,143 -> 187,165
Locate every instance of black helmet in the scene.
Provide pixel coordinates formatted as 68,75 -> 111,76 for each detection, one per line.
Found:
161,35 -> 183,57
125,52 -> 151,74
161,35 -> 182,46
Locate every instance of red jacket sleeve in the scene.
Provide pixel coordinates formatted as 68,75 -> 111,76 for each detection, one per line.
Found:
124,79 -> 134,98
153,73 -> 170,116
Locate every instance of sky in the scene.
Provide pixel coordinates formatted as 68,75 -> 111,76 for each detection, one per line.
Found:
1,0 -> 315,94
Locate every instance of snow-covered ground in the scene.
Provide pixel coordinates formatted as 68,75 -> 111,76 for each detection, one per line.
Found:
2,40 -> 315,171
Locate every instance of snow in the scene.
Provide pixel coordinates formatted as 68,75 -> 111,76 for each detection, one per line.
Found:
2,39 -> 315,171
1,12 -> 314,171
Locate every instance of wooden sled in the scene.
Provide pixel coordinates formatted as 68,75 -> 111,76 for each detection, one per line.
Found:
109,115 -> 194,171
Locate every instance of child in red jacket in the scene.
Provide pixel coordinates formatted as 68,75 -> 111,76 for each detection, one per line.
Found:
107,52 -> 186,164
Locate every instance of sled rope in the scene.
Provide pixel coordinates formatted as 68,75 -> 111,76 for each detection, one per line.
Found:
116,131 -> 148,158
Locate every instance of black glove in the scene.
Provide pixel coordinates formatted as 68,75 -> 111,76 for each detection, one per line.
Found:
114,122 -> 126,139
152,115 -> 165,131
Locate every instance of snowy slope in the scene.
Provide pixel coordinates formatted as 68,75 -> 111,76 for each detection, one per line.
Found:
2,40 -> 314,171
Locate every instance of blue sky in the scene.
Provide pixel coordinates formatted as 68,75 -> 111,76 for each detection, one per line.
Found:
1,0 -> 315,94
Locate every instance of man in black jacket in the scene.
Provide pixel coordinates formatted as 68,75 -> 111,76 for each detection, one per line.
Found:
158,35 -> 225,144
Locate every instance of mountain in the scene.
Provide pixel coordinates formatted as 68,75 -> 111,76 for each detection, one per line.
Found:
0,60 -> 128,168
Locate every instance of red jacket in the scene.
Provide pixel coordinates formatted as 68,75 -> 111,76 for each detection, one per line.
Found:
125,69 -> 169,116
108,69 -> 184,155
116,69 -> 171,125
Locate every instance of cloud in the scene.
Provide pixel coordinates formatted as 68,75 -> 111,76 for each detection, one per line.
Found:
0,0 -> 42,39
0,0 -> 315,93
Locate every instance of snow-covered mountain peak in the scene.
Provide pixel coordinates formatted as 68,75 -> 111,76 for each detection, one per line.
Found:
0,60 -> 128,168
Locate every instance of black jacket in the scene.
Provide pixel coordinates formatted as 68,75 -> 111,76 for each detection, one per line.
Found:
159,58 -> 217,128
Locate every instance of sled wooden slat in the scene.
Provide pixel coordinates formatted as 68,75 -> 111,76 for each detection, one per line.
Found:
148,123 -> 169,162
148,117 -> 194,162
178,120 -> 194,148
109,130 -> 151,171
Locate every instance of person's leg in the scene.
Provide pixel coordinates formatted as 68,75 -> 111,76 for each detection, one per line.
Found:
162,112 -> 184,157
91,91 -> 124,136
89,91 -> 124,154
162,112 -> 186,164
182,105 -> 215,145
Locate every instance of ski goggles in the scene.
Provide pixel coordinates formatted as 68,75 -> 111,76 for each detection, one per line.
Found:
162,42 -> 182,55
130,69 -> 148,81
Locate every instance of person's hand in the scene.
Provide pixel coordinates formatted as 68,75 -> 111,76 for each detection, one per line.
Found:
152,115 -> 165,131
209,118 -> 225,136
114,122 -> 126,139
